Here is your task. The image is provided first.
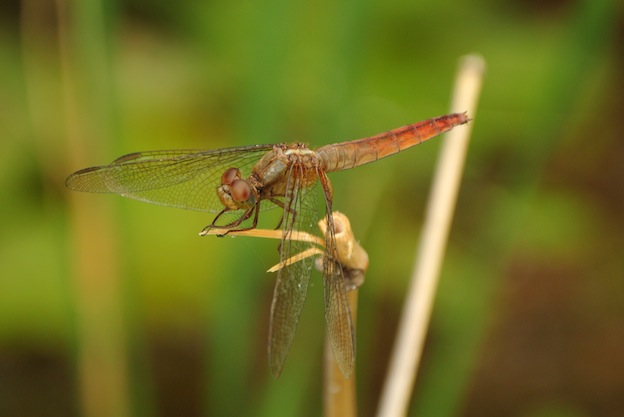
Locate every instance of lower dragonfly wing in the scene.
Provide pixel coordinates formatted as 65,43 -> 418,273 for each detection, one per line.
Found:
268,163 -> 319,378
65,145 -> 273,213
319,171 -> 355,378
322,250 -> 356,378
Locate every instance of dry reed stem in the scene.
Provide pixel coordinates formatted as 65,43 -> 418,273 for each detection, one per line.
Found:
318,212 -> 369,274
48,0 -> 131,416
318,212 -> 368,417
323,289 -> 359,417
204,212 -> 368,417
376,54 -> 485,417
201,227 -> 325,272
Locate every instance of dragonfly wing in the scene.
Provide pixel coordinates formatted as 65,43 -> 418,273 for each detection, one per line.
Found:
319,172 -> 355,377
65,145 -> 273,213
322,251 -> 355,377
268,163 -> 319,378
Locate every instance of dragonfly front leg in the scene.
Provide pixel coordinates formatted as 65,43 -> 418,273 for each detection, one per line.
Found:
201,205 -> 257,236
215,203 -> 262,235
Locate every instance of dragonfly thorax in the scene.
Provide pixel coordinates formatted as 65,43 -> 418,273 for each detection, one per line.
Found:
253,144 -> 321,193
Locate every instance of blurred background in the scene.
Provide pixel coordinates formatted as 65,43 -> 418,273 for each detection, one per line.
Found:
1,0 -> 623,416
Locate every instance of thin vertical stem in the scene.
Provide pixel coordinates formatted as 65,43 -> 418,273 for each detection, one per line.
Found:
52,0 -> 130,415
203,212 -> 368,417
321,212 -> 367,417
376,54 -> 485,417
324,290 -> 358,417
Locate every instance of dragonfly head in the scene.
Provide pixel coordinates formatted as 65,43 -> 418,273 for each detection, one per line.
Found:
217,167 -> 256,210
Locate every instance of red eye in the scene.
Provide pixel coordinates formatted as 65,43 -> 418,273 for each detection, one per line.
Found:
221,167 -> 241,185
230,179 -> 251,202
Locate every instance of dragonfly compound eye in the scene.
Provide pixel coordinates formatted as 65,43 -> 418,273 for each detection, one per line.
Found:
221,167 -> 241,185
230,179 -> 251,202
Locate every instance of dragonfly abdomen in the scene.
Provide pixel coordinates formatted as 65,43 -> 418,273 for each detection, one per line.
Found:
316,112 -> 469,172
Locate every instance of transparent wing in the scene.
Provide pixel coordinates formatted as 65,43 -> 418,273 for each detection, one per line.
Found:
268,163 -> 319,378
322,246 -> 355,377
319,172 -> 355,377
65,145 -> 274,213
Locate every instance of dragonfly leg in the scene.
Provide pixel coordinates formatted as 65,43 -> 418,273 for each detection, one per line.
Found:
200,207 -> 234,234
202,205 -> 256,236
217,203 -> 261,235
206,207 -> 230,228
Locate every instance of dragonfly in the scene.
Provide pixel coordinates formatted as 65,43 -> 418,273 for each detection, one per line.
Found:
66,112 -> 470,377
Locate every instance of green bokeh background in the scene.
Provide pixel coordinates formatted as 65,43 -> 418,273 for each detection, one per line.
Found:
1,0 -> 623,416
